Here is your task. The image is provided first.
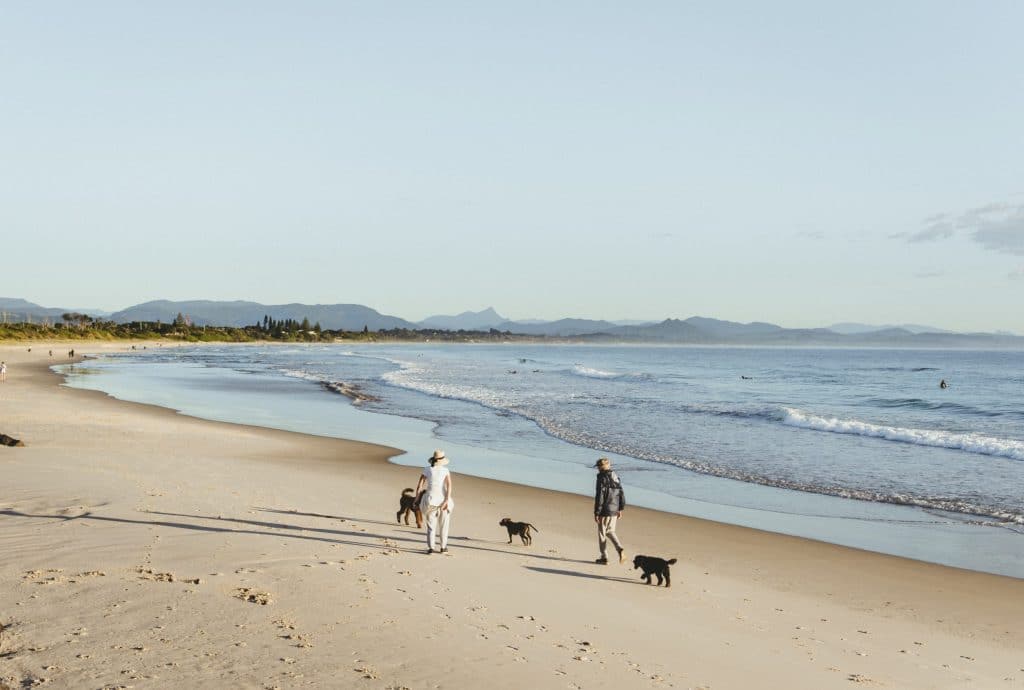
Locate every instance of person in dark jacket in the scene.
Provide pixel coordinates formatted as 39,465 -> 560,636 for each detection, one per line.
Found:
593,457 -> 626,564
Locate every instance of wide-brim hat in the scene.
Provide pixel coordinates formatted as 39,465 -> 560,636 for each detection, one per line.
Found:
594,457 -> 611,470
430,449 -> 449,465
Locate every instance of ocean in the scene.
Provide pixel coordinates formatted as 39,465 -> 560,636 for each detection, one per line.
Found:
58,343 -> 1024,578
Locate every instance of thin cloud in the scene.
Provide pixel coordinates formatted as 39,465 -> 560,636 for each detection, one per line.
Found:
1009,266 -> 1024,280
908,217 -> 955,243
914,270 -> 944,278
906,201 -> 1024,255
967,205 -> 1024,256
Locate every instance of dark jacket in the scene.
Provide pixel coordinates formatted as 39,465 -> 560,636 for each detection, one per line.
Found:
594,470 -> 626,516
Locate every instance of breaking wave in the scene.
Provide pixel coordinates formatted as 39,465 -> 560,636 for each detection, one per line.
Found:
570,365 -> 623,379
781,408 -> 1024,461
528,415 -> 1024,525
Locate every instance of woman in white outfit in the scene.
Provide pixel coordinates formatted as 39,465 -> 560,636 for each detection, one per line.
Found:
415,449 -> 454,554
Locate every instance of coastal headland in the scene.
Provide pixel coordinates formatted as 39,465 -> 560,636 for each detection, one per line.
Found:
1,342 -> 1022,689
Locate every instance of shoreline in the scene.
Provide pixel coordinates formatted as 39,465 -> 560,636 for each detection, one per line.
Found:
57,341 -> 1024,579
2,341 -> 1023,689
43,349 -> 1024,584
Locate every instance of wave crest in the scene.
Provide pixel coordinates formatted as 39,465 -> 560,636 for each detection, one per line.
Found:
571,365 -> 621,379
782,408 -> 1024,461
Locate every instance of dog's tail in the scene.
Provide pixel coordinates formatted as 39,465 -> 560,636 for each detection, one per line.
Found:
402,488 -> 415,495
666,558 -> 677,565
530,524 -> 539,532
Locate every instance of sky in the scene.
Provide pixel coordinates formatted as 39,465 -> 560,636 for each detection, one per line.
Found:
2,2 -> 1022,332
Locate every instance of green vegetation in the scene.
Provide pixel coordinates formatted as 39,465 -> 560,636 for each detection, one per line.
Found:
0,313 -> 533,344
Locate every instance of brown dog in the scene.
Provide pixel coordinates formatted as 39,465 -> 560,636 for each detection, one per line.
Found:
397,488 -> 423,528
499,518 -> 538,546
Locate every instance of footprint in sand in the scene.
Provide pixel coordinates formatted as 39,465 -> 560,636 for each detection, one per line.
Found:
22,569 -> 66,585
68,570 -> 107,583
353,664 -> 379,679
136,567 -> 198,584
280,633 -> 314,649
233,588 -> 272,605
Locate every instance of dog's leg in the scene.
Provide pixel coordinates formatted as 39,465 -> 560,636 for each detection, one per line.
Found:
665,568 -> 671,588
396,509 -> 403,524
655,571 -> 664,586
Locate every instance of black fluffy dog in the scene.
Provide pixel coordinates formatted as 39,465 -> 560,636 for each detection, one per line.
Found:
397,488 -> 423,528
633,555 -> 677,587
499,518 -> 539,546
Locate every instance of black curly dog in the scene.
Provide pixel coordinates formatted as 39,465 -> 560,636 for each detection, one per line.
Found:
397,488 -> 423,528
633,555 -> 677,587
499,518 -> 539,546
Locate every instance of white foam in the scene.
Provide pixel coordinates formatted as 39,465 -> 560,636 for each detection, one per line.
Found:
571,365 -> 620,379
281,368 -> 323,382
782,408 -> 1024,462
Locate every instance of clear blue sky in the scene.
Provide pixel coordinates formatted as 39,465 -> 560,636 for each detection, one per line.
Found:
2,2 -> 1022,332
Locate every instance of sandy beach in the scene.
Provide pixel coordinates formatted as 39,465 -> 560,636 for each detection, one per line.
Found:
1,342 -> 1022,690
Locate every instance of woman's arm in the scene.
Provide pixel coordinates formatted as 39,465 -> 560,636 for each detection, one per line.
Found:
441,473 -> 452,510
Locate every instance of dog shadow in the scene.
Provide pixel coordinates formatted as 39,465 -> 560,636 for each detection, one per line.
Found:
524,565 -> 638,585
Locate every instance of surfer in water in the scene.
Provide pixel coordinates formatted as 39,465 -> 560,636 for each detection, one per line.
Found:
939,379 -> 948,389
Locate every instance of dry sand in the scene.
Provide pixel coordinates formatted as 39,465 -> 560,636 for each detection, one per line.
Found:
1,342 -> 1022,689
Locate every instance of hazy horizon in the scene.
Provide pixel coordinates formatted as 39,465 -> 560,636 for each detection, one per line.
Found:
3,3 -> 1022,332
3,294 -> 1019,335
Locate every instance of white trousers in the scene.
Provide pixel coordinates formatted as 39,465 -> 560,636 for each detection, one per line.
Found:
424,504 -> 452,551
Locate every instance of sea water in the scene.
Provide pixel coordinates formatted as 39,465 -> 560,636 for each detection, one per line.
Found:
58,343 -> 1024,577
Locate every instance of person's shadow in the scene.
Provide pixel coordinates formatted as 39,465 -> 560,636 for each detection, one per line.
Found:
524,565 -> 638,585
1,507 -> 598,566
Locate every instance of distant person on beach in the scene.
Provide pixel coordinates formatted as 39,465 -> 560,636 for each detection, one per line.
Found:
414,449 -> 454,555
0,361 -> 6,382
593,457 -> 626,564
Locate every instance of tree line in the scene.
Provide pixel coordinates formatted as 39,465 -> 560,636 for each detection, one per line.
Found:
0,314 -> 525,343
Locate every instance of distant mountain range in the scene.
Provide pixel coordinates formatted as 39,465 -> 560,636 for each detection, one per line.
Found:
419,307 -> 505,331
2,297 -> 1021,347
0,297 -> 110,323
827,322 -> 954,335
108,300 -> 417,331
